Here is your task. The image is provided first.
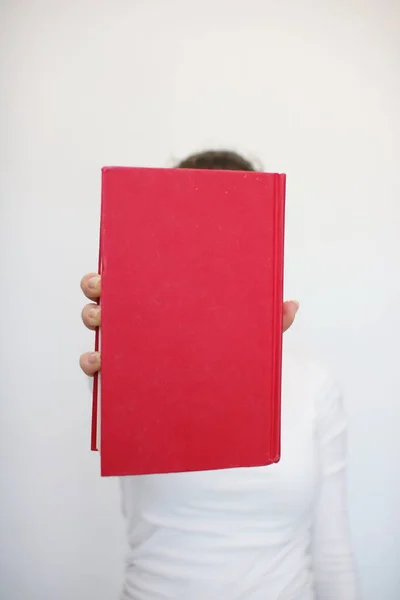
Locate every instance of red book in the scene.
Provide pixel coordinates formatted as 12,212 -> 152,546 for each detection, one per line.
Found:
92,166 -> 285,477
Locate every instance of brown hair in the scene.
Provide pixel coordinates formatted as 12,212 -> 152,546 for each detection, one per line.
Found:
176,150 -> 256,172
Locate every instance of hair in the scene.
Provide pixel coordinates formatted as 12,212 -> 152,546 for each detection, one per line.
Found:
176,150 -> 256,172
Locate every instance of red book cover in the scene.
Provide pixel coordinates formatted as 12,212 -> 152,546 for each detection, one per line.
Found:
92,166 -> 285,477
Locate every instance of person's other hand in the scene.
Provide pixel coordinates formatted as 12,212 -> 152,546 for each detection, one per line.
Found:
79,273 -> 299,376
283,300 -> 299,333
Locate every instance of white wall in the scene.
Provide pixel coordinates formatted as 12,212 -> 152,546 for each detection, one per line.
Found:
1,1 -> 399,598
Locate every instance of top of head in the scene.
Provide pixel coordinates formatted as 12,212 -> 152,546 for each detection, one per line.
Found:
176,150 -> 256,172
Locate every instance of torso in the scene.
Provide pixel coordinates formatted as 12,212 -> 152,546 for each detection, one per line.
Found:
119,350 -> 323,600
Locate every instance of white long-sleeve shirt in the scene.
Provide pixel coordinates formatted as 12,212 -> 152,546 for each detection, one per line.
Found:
118,349 -> 360,599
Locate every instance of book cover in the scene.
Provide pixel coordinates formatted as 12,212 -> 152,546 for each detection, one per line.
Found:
92,166 -> 285,477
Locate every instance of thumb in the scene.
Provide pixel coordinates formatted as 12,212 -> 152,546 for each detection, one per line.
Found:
283,300 -> 299,333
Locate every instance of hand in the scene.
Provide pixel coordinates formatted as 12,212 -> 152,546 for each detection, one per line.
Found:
79,274 -> 299,376
283,300 -> 299,333
80,273 -> 101,376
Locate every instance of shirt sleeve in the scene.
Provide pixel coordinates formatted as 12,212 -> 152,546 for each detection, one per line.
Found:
311,378 -> 361,599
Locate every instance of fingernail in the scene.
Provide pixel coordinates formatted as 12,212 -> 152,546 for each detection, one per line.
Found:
292,300 -> 300,313
88,307 -> 99,320
88,276 -> 100,290
88,352 -> 99,364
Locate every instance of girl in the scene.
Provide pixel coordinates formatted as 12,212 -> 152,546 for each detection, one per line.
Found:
79,150 -> 359,600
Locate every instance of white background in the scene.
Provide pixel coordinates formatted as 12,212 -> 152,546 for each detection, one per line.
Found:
1,1 -> 399,598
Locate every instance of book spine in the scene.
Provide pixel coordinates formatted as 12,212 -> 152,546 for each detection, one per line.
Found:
270,174 -> 286,463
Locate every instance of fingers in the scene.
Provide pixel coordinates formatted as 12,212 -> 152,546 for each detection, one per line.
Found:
79,351 -> 101,376
80,273 -> 101,376
283,300 -> 299,333
81,273 -> 101,300
81,303 -> 101,330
